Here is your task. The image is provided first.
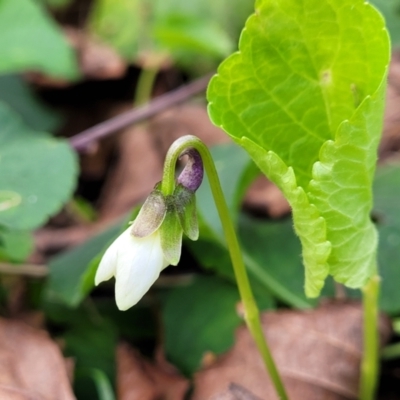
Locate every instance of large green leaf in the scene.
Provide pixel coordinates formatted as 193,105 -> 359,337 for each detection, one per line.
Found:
0,103 -> 78,230
207,0 -> 390,297
0,0 -> 79,78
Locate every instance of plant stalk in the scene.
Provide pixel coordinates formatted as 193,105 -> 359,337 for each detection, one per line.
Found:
134,66 -> 159,107
162,135 -> 289,400
359,274 -> 381,400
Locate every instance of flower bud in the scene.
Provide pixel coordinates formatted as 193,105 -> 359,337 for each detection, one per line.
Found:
177,148 -> 204,192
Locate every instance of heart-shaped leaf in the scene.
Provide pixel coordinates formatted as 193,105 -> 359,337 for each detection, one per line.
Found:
207,0 -> 390,296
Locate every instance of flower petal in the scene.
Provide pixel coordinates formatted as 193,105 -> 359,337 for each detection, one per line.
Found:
94,230 -> 125,285
114,231 -> 164,310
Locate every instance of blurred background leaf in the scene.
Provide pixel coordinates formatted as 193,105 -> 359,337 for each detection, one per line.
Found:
0,75 -> 61,132
0,103 -> 78,230
161,275 -> 243,375
40,0 -> 74,10
47,222 -> 123,307
371,163 -> 400,315
0,0 -> 79,78
88,0 -> 252,72
0,229 -> 33,262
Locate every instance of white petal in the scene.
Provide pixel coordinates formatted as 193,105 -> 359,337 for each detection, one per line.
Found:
114,230 -> 164,310
95,226 -> 133,285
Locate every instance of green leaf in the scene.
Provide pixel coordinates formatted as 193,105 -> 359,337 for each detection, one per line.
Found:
196,144 -> 257,235
0,229 -> 33,262
153,14 -> 232,59
88,0 -> 142,60
69,196 -> 97,223
89,369 -> 116,400
40,0 -> 74,9
64,318 -> 117,378
47,222 -> 123,307
239,214 -> 334,306
0,0 -> 79,78
207,0 -> 390,296
0,103 -> 78,230
162,275 -> 242,375
0,75 -> 61,132
88,0 -> 250,69
65,320 -> 117,398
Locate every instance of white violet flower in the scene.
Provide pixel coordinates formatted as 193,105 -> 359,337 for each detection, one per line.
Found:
94,148 -> 203,311
95,226 -> 169,310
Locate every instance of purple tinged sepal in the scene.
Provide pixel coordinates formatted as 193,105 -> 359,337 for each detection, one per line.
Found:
131,184 -> 167,238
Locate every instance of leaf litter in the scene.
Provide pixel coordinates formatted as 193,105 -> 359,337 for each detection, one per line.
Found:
110,301 -> 391,399
0,318 -> 75,400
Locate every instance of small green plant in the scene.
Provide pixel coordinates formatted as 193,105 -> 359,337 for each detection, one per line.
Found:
3,0 -> 400,398
207,0 -> 390,398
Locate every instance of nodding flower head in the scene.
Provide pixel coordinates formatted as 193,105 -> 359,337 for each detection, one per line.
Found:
95,148 -> 203,311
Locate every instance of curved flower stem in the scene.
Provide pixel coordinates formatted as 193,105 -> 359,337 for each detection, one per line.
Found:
162,135 -> 289,400
359,273 -> 381,400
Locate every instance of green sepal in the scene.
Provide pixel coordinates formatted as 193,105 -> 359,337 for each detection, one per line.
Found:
160,199 -> 183,266
174,184 -> 199,241
131,186 -> 166,238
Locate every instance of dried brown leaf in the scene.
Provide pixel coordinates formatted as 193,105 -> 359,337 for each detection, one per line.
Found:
65,27 -> 127,80
149,104 -> 230,155
193,302 -> 391,400
0,318 -> 75,400
244,175 -> 290,218
117,342 -> 189,400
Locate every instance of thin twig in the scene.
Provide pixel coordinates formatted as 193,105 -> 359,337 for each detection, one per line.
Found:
69,74 -> 213,152
0,263 -> 48,277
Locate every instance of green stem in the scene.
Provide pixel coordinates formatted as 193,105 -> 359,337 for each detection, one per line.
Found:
134,66 -> 159,107
359,274 -> 380,400
162,135 -> 289,400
